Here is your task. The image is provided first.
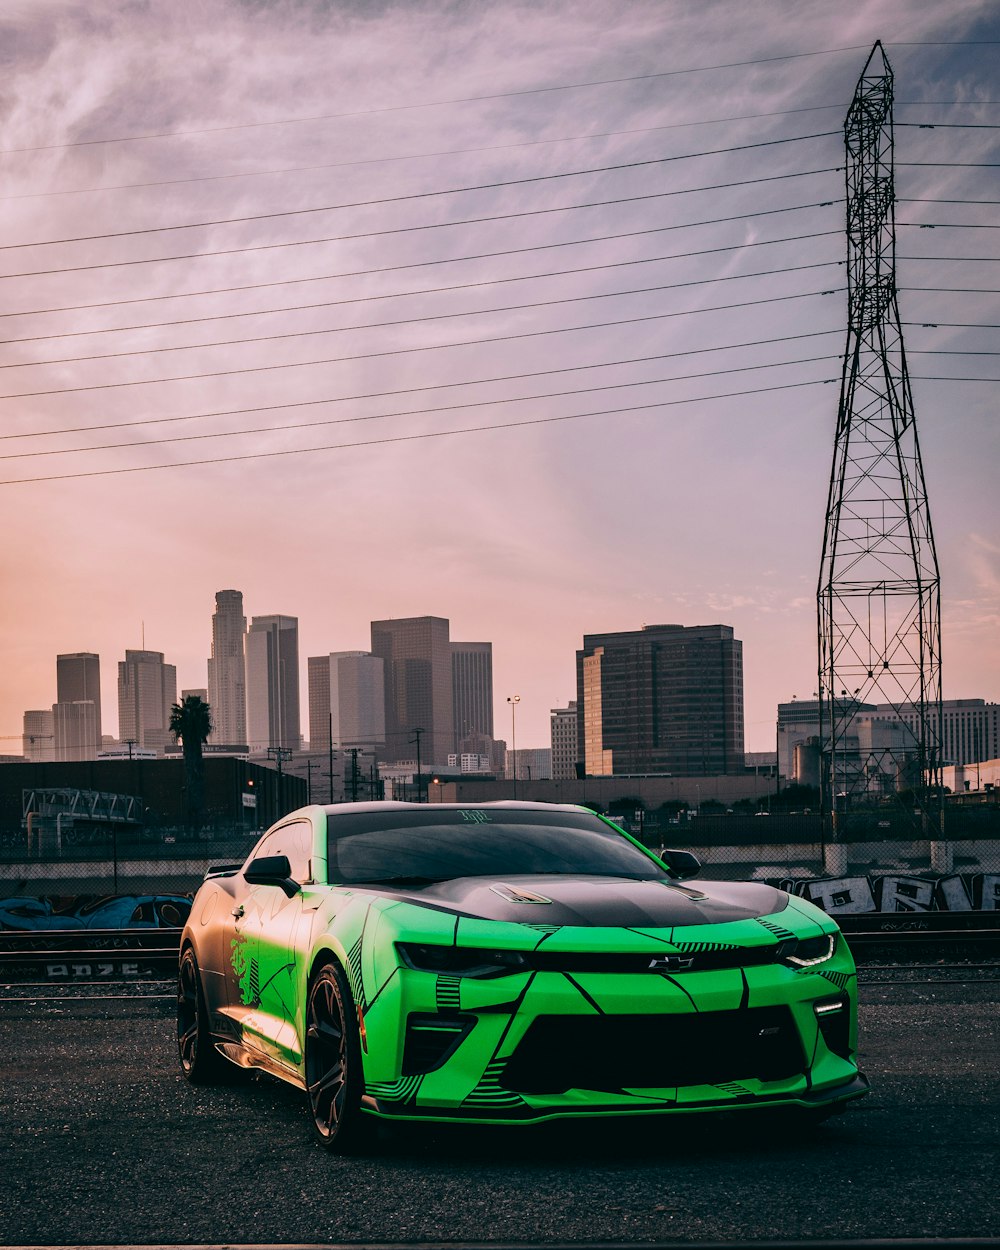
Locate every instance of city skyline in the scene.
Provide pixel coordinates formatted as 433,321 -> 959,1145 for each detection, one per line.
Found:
1,1 -> 997,755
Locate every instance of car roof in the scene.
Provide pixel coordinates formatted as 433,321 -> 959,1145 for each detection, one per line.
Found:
298,800 -> 592,818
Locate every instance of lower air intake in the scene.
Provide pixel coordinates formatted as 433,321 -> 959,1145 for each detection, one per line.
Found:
501,1006 -> 805,1093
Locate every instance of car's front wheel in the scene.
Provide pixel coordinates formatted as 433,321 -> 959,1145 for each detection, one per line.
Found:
177,947 -> 229,1083
304,961 -> 374,1151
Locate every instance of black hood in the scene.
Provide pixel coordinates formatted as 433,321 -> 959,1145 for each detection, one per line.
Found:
380,875 -> 787,928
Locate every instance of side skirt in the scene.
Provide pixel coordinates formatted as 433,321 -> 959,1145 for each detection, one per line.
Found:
215,1040 -> 306,1090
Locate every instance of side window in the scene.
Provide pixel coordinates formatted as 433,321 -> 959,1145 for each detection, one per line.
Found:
248,821 -> 313,884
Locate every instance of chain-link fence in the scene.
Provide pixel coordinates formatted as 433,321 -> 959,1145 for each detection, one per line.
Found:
1,804 -> 998,925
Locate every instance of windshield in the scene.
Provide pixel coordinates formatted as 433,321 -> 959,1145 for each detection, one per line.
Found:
326,807 -> 668,885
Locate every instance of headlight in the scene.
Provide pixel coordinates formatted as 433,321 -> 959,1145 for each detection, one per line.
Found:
782,933 -> 837,967
398,943 -> 529,978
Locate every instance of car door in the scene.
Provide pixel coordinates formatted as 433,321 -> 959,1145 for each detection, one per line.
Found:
228,820 -> 315,1068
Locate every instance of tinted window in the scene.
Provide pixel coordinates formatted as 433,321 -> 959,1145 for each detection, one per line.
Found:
326,808 -> 666,885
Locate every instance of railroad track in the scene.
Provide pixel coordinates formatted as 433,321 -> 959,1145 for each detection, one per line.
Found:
2,918 -> 999,999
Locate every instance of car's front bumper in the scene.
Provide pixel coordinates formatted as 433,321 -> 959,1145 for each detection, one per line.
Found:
357,946 -> 867,1124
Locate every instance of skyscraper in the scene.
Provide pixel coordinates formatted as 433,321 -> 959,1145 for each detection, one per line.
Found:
576,624 -> 744,777
207,589 -> 247,746
246,615 -> 301,752
308,652 -> 385,751
550,701 -> 579,780
22,709 -> 54,761
52,701 -> 99,762
451,641 -> 493,752
117,649 -> 177,753
56,652 -> 102,744
370,616 -> 453,766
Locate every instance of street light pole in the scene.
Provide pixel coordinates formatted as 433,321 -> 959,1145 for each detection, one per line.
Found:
507,695 -> 520,800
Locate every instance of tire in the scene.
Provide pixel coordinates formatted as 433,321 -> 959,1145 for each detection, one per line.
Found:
304,962 -> 375,1152
177,947 -> 230,1084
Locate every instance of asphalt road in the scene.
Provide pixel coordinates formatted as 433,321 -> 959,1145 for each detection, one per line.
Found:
1,983 -> 998,1246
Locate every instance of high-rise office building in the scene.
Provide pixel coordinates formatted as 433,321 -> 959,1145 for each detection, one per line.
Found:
370,616 -> 453,766
22,709 -> 54,761
207,589 -> 247,746
246,615 -> 301,752
451,641 -> 493,752
550,701 -> 579,780
117,649 -> 177,753
56,652 -> 102,745
506,746 -> 553,781
576,624 -> 745,777
52,701 -> 99,762
308,652 -> 385,751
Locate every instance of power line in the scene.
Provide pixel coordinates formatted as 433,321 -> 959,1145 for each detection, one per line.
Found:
0,47 -> 877,156
5,40 -> 996,158
1,257 -> 844,348
0,113 -> 853,202
1,361 -> 993,485
0,376 -> 839,486
898,122 -> 1000,128
0,286 -> 844,382
2,229 -> 988,327
7,248 -> 993,349
0,354 -> 843,460
10,345 -> 988,463
0,136 -> 840,254
0,197 -> 842,282
899,161 -> 1000,168
0,331 -> 851,442
3,115 -> 994,205
0,324 -> 845,409
0,229 -> 844,322
2,275 -> 991,377
899,222 -> 1000,229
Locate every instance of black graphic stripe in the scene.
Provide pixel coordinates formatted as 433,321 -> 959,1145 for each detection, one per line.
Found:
658,973 -> 699,1012
562,972 -> 605,1014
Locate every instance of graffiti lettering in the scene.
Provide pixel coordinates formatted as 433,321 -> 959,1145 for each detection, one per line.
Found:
800,877 -> 876,914
770,871 -> 1000,913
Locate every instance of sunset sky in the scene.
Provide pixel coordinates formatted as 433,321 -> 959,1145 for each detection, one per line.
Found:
1,0 -> 997,756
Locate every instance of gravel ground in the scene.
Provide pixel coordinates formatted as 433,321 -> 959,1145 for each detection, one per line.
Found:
0,982 -> 997,1246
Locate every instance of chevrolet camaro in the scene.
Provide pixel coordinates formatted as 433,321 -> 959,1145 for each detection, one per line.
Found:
176,801 -> 868,1149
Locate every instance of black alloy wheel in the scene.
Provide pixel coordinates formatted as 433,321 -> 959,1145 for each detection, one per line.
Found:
177,947 -> 228,1083
305,962 -> 373,1151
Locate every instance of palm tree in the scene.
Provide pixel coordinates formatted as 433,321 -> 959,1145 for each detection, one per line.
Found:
169,695 -> 212,835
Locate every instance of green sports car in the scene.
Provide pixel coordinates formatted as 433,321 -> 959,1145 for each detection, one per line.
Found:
177,801 -> 868,1149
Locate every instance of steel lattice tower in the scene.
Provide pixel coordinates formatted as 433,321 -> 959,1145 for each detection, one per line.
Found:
818,42 -> 943,856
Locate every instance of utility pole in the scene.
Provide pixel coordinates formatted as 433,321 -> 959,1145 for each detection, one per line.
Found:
267,746 -> 293,818
305,758 -> 313,804
409,728 -> 424,803
818,41 -> 943,872
328,712 -> 335,805
348,748 -> 359,801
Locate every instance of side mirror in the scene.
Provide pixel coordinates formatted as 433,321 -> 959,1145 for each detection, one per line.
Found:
659,849 -> 702,880
245,854 -> 299,897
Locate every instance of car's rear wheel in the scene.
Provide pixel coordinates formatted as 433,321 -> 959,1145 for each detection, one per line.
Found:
305,962 -> 374,1152
177,947 -> 229,1083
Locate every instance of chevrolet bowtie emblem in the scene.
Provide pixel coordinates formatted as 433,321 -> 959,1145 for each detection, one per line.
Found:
648,955 -> 696,971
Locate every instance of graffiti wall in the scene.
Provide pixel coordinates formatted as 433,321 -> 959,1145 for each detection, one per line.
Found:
768,873 -> 1000,913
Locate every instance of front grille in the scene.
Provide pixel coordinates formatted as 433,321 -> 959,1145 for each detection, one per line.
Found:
526,946 -> 785,974
500,1007 -> 805,1093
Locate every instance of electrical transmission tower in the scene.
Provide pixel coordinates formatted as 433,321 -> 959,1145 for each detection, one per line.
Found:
818,41 -> 943,867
